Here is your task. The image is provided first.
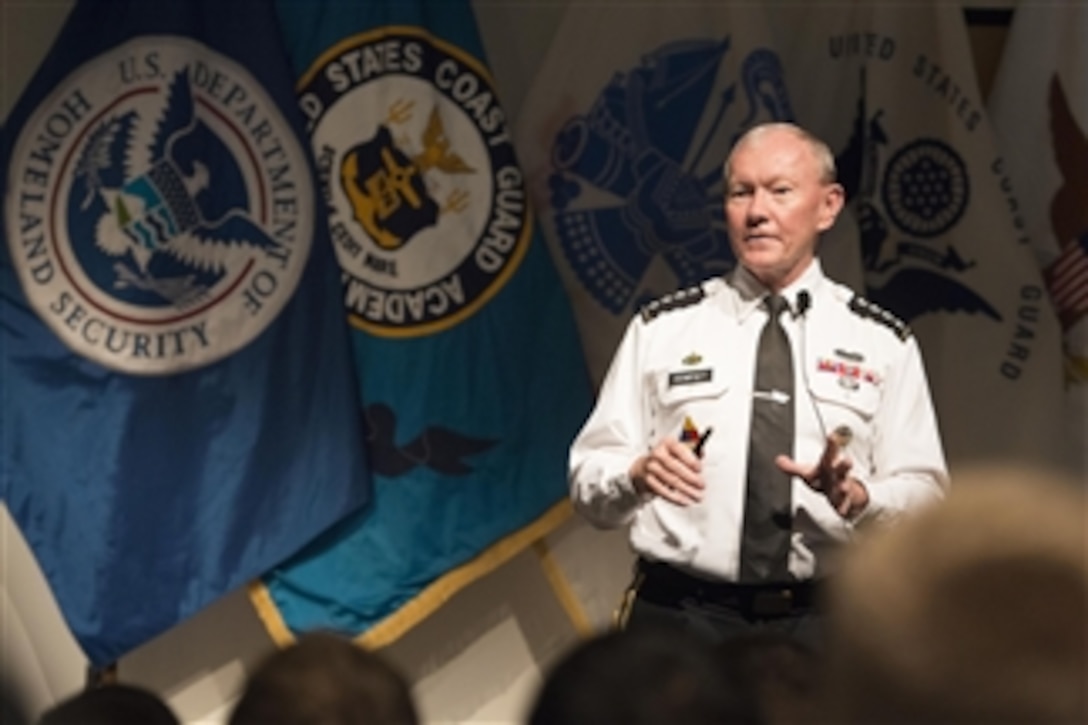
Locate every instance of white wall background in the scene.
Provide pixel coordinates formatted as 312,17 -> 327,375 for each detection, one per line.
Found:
0,1 -> 1017,723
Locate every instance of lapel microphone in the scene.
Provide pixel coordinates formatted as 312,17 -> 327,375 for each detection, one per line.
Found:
795,290 -> 812,318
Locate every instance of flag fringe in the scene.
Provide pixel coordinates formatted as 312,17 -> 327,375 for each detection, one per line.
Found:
248,499 -> 574,650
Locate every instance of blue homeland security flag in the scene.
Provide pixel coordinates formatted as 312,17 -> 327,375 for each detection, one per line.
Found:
250,0 -> 592,647
0,0 -> 370,665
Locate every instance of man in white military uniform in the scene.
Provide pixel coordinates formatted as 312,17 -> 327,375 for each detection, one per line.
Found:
569,122 -> 949,648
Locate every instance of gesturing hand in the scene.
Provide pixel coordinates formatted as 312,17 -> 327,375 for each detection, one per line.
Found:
629,437 -> 705,506
775,430 -> 869,518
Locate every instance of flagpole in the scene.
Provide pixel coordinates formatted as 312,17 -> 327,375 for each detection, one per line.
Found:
85,663 -> 118,689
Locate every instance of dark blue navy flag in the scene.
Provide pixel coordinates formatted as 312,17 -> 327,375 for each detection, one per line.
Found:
251,0 -> 592,647
0,0 -> 370,665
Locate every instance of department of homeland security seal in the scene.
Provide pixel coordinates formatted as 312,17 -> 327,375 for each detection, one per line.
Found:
5,37 -> 312,375
298,26 -> 530,337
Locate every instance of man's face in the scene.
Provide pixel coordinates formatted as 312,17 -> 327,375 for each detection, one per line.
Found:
724,128 -> 844,291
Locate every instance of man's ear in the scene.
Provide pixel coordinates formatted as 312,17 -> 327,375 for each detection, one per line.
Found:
817,183 -> 846,232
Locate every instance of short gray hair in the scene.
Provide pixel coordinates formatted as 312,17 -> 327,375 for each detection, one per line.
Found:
723,122 -> 837,185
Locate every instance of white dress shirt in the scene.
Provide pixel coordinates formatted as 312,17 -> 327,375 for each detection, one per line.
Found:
568,259 -> 949,582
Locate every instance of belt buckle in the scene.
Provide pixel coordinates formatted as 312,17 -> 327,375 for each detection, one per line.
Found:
751,588 -> 793,617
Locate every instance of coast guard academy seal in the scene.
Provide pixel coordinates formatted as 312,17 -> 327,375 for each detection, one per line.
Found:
298,26 -> 530,337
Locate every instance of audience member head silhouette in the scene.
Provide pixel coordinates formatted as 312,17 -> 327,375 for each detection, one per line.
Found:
528,626 -> 750,725
37,683 -> 178,725
1,676 -> 29,725
825,464 -> 1087,724
229,630 -> 418,725
715,631 -> 822,724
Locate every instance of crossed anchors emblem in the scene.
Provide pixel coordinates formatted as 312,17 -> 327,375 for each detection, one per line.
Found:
340,102 -> 474,252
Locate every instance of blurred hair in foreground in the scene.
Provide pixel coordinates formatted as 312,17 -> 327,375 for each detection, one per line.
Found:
826,464 -> 1087,724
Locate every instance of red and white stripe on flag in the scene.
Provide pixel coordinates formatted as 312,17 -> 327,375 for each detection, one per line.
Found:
1047,236 -> 1088,331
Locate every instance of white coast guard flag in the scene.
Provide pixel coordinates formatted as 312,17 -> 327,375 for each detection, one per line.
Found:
989,5 -> 1088,479
777,4 -> 1069,471
516,4 -> 822,386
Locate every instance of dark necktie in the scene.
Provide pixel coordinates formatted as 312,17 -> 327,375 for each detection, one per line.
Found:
739,294 -> 794,583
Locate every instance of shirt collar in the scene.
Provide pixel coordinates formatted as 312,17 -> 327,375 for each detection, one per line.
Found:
730,259 -> 825,322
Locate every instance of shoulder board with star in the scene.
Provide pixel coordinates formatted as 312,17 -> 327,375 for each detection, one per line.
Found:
640,284 -> 706,323
847,295 -> 912,341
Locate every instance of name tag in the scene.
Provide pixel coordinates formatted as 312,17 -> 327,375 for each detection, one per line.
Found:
668,369 -> 712,387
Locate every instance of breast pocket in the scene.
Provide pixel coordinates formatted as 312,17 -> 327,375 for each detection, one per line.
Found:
806,366 -> 881,432
651,364 -> 731,440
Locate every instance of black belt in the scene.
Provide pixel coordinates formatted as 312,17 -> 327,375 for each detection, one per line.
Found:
636,559 -> 822,618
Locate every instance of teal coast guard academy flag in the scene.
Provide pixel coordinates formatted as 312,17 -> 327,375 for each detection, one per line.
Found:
253,0 -> 592,646
0,0 -> 370,665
